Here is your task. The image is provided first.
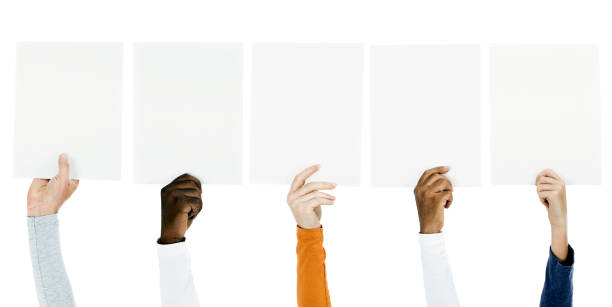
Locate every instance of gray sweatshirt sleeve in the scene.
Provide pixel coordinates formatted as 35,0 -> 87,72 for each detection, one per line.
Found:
28,214 -> 76,307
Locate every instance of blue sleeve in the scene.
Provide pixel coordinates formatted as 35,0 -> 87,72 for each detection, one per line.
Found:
540,244 -> 574,307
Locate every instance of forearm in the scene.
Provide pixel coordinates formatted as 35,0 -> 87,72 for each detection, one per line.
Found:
28,214 -> 75,307
550,225 -> 568,262
157,240 -> 200,307
296,227 -> 331,307
418,233 -> 460,307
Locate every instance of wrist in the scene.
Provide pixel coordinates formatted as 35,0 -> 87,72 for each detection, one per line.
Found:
297,223 -> 321,230
419,227 -> 441,234
159,231 -> 185,244
27,208 -> 58,217
419,222 -> 441,234
550,225 -> 569,262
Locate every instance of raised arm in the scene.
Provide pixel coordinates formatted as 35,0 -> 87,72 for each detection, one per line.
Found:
157,174 -> 203,307
287,165 -> 335,307
536,169 -> 573,307
27,154 -> 79,307
414,166 -> 460,307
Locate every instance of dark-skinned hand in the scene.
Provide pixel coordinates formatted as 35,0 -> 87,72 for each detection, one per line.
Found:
160,174 -> 203,244
414,166 -> 454,234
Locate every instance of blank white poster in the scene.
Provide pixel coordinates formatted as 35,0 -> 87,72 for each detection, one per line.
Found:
490,45 -> 600,185
133,43 -> 243,184
370,45 -> 481,187
14,42 -> 123,180
251,44 -> 363,185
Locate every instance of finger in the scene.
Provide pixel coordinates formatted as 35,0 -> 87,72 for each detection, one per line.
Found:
163,189 -> 202,200
417,166 -> 450,186
303,197 -> 335,209
182,196 -> 203,213
290,164 -> 320,192
536,175 -> 558,185
300,191 -> 336,202
169,188 -> 202,199
538,169 -> 561,181
57,153 -> 70,180
295,181 -> 336,197
444,192 -> 454,209
172,173 -> 202,189
163,178 -> 202,193
187,197 -> 203,219
537,184 -> 557,192
538,191 -> 553,206
429,178 -> 453,193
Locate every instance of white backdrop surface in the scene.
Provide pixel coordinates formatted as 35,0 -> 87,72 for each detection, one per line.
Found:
1,1 -> 611,307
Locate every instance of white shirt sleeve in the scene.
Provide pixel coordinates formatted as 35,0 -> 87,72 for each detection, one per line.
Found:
157,241 -> 200,307
418,232 -> 460,307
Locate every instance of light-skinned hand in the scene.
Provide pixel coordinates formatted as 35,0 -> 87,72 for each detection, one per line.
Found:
536,169 -> 569,261
27,154 -> 79,217
286,165 -> 336,229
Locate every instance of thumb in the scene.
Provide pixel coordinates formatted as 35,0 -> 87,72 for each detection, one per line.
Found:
57,153 -> 70,180
68,179 -> 79,195
444,192 -> 453,209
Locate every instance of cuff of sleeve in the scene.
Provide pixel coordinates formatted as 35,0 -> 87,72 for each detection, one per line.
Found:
550,244 -> 575,267
297,225 -> 324,243
27,213 -> 59,228
157,240 -> 190,259
418,232 -> 445,246
157,237 -> 186,245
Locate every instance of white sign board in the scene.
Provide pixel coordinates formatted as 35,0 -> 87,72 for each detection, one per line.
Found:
490,45 -> 600,185
370,45 -> 481,187
14,42 -> 123,180
250,44 -> 363,185
133,43 -> 243,184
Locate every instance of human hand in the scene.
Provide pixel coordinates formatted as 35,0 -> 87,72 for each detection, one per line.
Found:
160,174 -> 203,244
286,165 -> 336,229
536,169 -> 568,261
536,169 -> 568,228
27,154 -> 79,217
414,166 -> 453,234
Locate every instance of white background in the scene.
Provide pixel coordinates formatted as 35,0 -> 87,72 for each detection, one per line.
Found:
0,1 -> 611,307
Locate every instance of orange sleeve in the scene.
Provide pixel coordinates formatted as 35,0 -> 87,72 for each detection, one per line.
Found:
296,226 -> 331,307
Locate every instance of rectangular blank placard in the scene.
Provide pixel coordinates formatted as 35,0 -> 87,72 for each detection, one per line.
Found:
370,45 -> 481,187
14,42 -> 123,180
490,45 -> 600,185
133,43 -> 243,184
251,44 -> 363,185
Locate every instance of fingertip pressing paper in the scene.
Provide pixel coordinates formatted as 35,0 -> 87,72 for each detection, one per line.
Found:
250,44 -> 363,185
133,43 -> 243,184
14,42 -> 123,180
490,45 -> 600,185
370,45 -> 481,187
